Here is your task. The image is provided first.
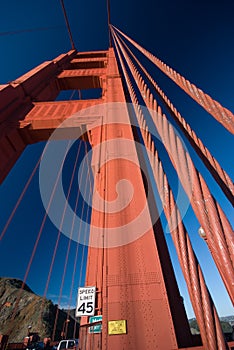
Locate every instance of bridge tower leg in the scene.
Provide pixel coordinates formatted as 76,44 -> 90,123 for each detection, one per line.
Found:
79,48 -> 192,350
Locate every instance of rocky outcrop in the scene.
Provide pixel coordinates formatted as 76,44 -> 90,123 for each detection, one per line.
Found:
0,278 -> 79,342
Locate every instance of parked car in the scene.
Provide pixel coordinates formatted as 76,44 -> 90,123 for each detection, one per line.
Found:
57,339 -> 79,350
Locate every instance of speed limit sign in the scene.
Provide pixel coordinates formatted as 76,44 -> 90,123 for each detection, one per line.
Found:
76,286 -> 96,317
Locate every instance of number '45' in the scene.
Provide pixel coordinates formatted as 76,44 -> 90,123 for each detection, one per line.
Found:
78,302 -> 94,313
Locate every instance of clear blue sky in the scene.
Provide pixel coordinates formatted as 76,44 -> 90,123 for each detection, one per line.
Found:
0,0 -> 233,319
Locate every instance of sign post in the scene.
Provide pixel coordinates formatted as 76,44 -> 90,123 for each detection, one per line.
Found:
76,286 -> 96,317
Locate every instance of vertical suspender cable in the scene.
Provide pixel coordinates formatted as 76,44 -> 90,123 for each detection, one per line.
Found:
0,146 -> 48,241
84,144 -> 96,346
51,140 -> 82,340
7,140 -> 71,337
74,143 -> 92,338
64,142 -> 90,336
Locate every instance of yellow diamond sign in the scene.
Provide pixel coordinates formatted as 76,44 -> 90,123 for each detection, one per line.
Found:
108,320 -> 127,335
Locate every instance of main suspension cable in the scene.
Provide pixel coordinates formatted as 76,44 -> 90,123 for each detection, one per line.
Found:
112,30 -> 227,349
59,0 -> 75,49
112,25 -> 234,134
114,30 -> 234,205
112,28 -> 234,304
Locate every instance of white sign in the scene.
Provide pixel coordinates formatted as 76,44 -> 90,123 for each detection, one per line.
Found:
76,286 -> 96,317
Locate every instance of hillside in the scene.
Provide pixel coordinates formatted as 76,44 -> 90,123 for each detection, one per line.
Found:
189,317 -> 234,342
0,278 -> 79,342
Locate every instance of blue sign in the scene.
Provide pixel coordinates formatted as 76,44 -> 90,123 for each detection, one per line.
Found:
89,315 -> 103,334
